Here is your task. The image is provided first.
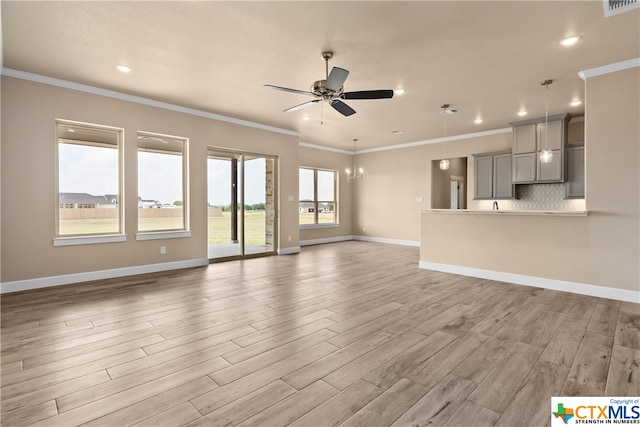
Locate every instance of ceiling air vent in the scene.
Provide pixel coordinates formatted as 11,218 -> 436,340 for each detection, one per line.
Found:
603,0 -> 639,17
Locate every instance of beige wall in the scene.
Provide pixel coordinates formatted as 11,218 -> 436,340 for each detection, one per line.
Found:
1,76 -> 300,283
354,131 -> 512,242
298,146 -> 353,243
2,65 -> 637,297
419,66 -> 639,293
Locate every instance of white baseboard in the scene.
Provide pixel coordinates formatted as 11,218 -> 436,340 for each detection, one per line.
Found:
300,236 -> 354,247
301,235 -> 420,248
0,258 -> 209,294
277,246 -> 301,255
354,235 -> 420,247
419,261 -> 639,303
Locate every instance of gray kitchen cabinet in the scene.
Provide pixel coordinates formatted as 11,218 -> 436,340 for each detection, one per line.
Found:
513,153 -> 536,183
565,144 -> 585,198
493,153 -> 514,198
537,149 -> 563,182
537,120 -> 563,151
474,154 -> 493,199
511,114 -> 569,184
473,151 -> 514,199
513,124 -> 537,154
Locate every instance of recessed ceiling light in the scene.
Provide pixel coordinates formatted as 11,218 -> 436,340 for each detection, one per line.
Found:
474,118 -> 483,124
394,88 -> 405,95
116,64 -> 132,73
440,106 -> 460,115
560,35 -> 581,46
302,116 -> 310,121
391,130 -> 403,135
570,100 -> 582,107
517,110 -> 528,117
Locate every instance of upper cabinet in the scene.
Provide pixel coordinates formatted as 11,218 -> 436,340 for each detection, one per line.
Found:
473,151 -> 514,199
511,114 -> 570,184
513,124 -> 537,154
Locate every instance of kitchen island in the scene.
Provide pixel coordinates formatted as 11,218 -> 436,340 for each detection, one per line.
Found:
419,208 -> 636,302
426,209 -> 588,216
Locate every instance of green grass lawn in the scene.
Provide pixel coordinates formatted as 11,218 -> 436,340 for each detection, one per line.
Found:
59,210 -> 336,244
209,211 -> 266,245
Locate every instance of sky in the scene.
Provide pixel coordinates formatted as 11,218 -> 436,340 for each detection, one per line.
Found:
58,144 -> 271,206
299,168 -> 335,201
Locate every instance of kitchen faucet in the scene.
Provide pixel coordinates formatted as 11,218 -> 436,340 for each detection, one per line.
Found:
493,201 -> 499,211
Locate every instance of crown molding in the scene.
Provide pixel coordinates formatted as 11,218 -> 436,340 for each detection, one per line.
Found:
1,67 -> 299,138
578,57 -> 640,80
298,142 -> 353,155
357,128 -> 513,154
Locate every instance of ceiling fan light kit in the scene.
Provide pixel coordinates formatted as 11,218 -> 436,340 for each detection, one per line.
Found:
264,51 -> 394,118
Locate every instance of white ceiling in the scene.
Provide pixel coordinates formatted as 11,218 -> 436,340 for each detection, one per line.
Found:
2,1 -> 639,151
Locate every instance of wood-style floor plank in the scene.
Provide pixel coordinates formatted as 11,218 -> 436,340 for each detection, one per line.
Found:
564,331 -> 614,394
444,400 -> 501,427
289,380 -> 384,427
615,302 -> 640,350
496,360 -> 569,426
238,380 -> 339,426
468,341 -> 543,413
605,345 -> 640,395
339,378 -> 428,427
390,373 -> 477,427
0,241 -> 636,427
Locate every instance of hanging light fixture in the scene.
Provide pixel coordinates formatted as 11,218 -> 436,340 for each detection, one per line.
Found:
439,104 -> 451,170
540,79 -> 554,164
346,138 -> 363,181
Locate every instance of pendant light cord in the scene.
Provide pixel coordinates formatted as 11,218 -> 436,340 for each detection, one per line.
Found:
442,105 -> 447,158
545,82 -> 549,150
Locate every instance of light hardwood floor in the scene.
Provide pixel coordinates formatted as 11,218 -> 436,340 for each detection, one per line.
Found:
1,241 -> 639,426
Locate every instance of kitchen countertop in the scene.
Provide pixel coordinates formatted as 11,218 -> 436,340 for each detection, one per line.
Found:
422,209 -> 588,217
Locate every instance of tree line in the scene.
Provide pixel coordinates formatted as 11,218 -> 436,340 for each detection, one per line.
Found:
208,203 -> 266,211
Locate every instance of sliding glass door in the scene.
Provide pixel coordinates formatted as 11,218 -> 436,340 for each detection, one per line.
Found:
207,149 -> 276,260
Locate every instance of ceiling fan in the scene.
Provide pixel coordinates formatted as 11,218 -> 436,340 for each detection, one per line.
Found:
264,51 -> 394,117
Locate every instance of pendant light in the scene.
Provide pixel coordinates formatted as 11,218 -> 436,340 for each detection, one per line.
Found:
540,79 -> 554,164
439,104 -> 451,170
346,138 -> 363,181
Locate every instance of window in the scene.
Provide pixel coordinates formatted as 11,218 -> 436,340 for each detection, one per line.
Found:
137,132 -> 188,233
56,120 -> 123,237
299,167 -> 337,225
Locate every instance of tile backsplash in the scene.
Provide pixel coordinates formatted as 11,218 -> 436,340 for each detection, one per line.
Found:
475,183 -> 586,211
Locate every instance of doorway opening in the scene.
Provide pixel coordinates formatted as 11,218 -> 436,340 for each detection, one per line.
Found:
431,157 -> 468,209
207,148 -> 277,261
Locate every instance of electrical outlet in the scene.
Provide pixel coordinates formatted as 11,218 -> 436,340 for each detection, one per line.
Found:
160,246 -> 166,254
288,235 -> 292,241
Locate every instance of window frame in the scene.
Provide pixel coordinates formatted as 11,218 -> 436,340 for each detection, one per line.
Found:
299,166 -> 339,228
54,119 -> 125,246
136,131 -> 190,238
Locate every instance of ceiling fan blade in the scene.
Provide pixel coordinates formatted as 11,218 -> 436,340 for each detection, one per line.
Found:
330,99 -> 356,116
325,67 -> 349,92
283,99 -> 320,113
263,84 -> 315,97
343,90 -> 394,100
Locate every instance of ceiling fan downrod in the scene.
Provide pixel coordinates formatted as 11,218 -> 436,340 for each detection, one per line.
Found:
322,51 -> 333,79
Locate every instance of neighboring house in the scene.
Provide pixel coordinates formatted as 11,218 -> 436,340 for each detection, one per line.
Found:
58,192 -> 118,209
298,201 -> 314,213
138,197 -> 162,208
299,200 -> 329,213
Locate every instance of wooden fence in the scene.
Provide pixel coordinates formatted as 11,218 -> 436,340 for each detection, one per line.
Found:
59,208 -> 187,219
